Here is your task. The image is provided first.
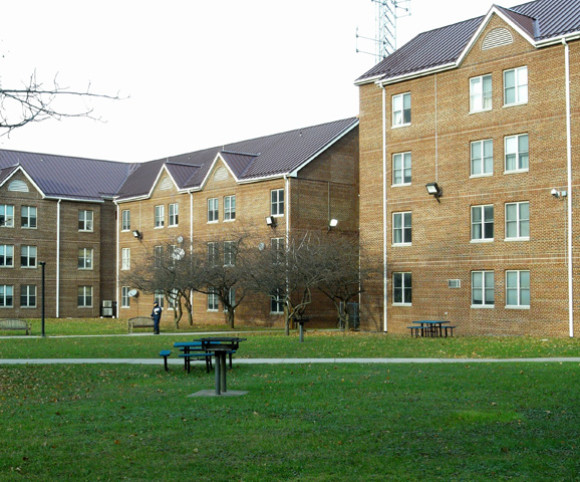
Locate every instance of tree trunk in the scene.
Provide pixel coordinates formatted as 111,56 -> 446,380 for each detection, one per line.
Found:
225,309 -> 235,329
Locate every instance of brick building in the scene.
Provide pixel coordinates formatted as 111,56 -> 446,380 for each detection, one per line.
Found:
356,0 -> 580,336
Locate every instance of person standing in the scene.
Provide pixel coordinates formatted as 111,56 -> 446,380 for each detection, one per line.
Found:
151,301 -> 162,335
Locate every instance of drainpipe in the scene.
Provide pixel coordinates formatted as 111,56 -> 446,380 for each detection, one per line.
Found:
56,199 -> 61,318
190,192 -> 194,311
382,85 -> 388,332
115,203 -> 120,317
563,38 -> 574,337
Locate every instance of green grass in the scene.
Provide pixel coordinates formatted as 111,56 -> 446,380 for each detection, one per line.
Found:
1,362 -> 579,480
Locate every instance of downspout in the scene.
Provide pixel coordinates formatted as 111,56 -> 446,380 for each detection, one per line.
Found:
56,199 -> 61,317
382,85 -> 388,332
563,38 -> 574,337
190,192 -> 194,312
115,203 -> 120,317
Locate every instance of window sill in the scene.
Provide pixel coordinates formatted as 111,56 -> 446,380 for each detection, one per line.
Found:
207,309 -> 219,313
21,227 -> 38,230
392,183 -> 412,188
470,239 -> 494,244
505,305 -> 530,310
469,173 -> 493,179
270,312 -> 284,316
271,214 -> 284,218
168,224 -> 178,228
21,266 -> 38,269
392,303 -> 412,307
469,107 -> 492,115
504,169 -> 529,175
471,304 -> 495,309
504,237 -> 530,242
392,243 -> 412,247
154,226 -> 165,229
207,221 -> 218,224
391,123 -> 411,129
224,219 -> 236,223
503,101 -> 528,108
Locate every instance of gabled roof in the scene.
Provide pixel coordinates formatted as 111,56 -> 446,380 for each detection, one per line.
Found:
0,149 -> 131,201
115,117 -> 358,201
356,0 -> 580,85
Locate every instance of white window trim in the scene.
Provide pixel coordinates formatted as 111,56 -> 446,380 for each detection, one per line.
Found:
392,92 -> 411,128
168,203 -> 179,227
224,195 -> 236,222
503,66 -> 528,107
0,245 -> 14,268
469,74 -> 492,113
392,152 -> 412,187
271,189 -> 284,218
121,210 -> 131,232
207,198 -> 219,224
471,271 -> 495,308
470,139 -> 494,177
78,248 -> 94,270
20,285 -> 37,309
20,246 -> 37,269
392,212 -> 412,247
78,210 -> 94,232
471,205 -> 494,242
504,134 -> 529,174
392,272 -> 412,306
154,205 -> 165,229
505,270 -> 530,309
505,202 -> 530,242
21,206 -> 37,230
121,248 -> 131,271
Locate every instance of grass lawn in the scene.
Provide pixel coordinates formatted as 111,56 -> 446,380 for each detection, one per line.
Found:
1,362 -> 579,480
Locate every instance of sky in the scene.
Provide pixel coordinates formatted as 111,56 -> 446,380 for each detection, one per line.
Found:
0,0 -> 520,163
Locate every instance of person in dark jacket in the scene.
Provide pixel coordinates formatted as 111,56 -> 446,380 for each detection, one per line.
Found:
151,301 -> 162,335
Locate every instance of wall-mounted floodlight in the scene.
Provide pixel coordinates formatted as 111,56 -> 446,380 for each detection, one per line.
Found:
425,182 -> 442,202
266,216 -> 277,228
551,188 -> 567,199
132,230 -> 142,239
328,218 -> 338,231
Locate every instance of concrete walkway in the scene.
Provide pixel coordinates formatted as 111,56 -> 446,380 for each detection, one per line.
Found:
2,357 -> 580,365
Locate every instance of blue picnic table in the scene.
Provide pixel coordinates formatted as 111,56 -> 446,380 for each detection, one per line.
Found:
409,320 -> 455,338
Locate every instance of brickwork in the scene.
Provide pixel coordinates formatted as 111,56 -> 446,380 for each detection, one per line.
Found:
358,14 -> 580,336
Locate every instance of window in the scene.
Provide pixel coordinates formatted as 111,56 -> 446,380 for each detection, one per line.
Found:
505,202 -> 529,240
0,285 -> 14,307
393,152 -> 412,185
169,203 -> 179,226
224,241 -> 236,266
505,134 -> 529,173
78,248 -> 94,270
224,288 -> 236,312
168,289 -> 179,310
471,271 -> 494,307
154,291 -> 164,307
21,246 -> 37,268
270,289 -> 284,314
0,245 -> 14,267
207,242 -> 219,266
121,210 -> 131,231
471,205 -> 494,241
470,139 -> 493,176
154,205 -> 165,228
271,237 -> 285,264
393,212 -> 412,245
470,74 -> 492,112
207,288 -> 219,311
208,198 -> 218,223
121,286 -> 130,308
271,189 -> 284,217
224,195 -> 236,221
0,205 -> 14,227
506,270 -> 530,308
20,285 -> 37,308
21,206 -> 37,229
121,248 -> 131,270
392,92 -> 411,126
504,66 -> 528,106
78,286 -> 93,307
78,210 -> 93,232
154,246 -> 164,267
393,272 -> 412,305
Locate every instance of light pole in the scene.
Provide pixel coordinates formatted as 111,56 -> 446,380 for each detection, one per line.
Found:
39,261 -> 46,337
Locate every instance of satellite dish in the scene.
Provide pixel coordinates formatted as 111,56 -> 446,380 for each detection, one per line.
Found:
128,289 -> 139,298
172,247 -> 185,260
176,235 -> 184,244
258,242 -> 265,251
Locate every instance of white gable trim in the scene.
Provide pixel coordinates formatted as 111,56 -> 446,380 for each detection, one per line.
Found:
186,153 -> 240,193
148,165 -> 180,198
0,165 -> 46,198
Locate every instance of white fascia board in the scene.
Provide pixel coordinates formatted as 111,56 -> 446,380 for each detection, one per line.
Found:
288,119 -> 359,178
0,165 -> 47,198
196,153 -> 241,192
148,164 -> 180,197
114,194 -> 150,204
45,196 -> 105,204
354,74 -> 385,86
377,62 -> 456,86
536,32 -> 580,48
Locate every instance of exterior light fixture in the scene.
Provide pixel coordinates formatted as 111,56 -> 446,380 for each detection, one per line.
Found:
266,216 -> 277,228
425,182 -> 442,202
328,218 -> 338,231
132,230 -> 142,239
551,188 -> 567,199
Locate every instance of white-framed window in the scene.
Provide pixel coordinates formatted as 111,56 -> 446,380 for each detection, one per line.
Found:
393,152 -> 412,186
0,205 -> 15,228
506,270 -> 530,308
392,92 -> 411,127
271,189 -> 284,217
121,210 -> 131,231
21,206 -> 37,229
393,212 -> 412,245
154,290 -> 164,307
393,272 -> 412,305
168,288 -> 179,310
224,241 -> 236,266
21,246 -> 37,268
208,198 -> 219,223
0,245 -> 14,267
505,134 -> 529,173
470,139 -> 493,177
78,248 -> 94,270
224,288 -> 236,312
504,66 -> 528,106
121,286 -> 131,308
78,210 -> 94,232
121,248 -> 131,270
471,205 -> 494,242
224,195 -> 236,221
154,245 -> 163,267
471,271 -> 494,307
169,203 -> 179,226
270,289 -> 284,314
271,237 -> 285,264
505,202 -> 529,241
77,286 -> 93,307
470,74 -> 492,112
207,288 -> 219,311
20,284 -> 37,308
0,285 -> 14,307
154,205 -> 165,228
207,242 -> 219,267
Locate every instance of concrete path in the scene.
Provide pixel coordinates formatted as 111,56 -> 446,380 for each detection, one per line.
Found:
2,357 -> 580,365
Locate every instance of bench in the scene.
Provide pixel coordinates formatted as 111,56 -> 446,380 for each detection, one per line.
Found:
179,352 -> 213,373
128,316 -> 154,333
159,350 -> 171,371
0,318 -> 31,335
407,326 -> 422,337
443,325 -> 456,337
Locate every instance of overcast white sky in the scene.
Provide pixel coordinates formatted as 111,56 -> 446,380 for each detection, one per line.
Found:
0,0 -> 519,163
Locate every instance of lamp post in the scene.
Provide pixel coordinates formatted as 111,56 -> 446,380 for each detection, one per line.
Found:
39,261 -> 46,337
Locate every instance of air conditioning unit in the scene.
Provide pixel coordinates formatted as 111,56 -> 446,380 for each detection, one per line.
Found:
102,300 -> 113,308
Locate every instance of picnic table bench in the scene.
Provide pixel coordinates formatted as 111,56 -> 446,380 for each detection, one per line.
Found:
408,320 -> 456,338
0,318 -> 31,335
128,316 -> 154,333
173,341 -> 213,373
